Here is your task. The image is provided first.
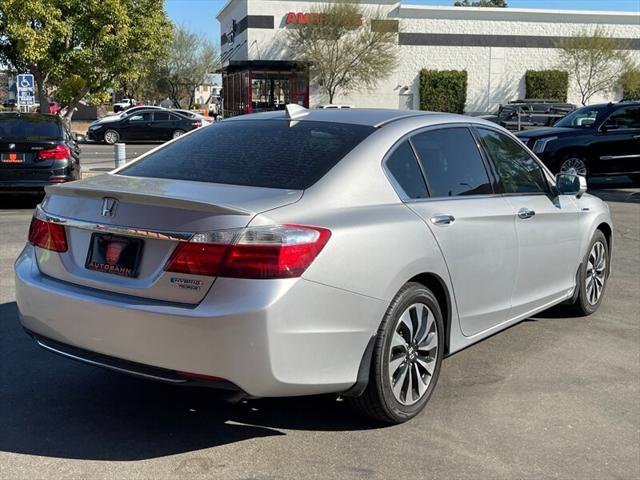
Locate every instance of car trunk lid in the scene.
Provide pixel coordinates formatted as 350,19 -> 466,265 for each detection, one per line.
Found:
35,174 -> 303,304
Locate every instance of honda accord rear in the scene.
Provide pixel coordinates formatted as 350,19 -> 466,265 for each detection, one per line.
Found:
15,106 -> 611,423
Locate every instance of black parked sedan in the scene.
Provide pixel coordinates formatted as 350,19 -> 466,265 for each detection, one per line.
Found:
0,113 -> 80,192
516,101 -> 640,181
87,109 -> 203,144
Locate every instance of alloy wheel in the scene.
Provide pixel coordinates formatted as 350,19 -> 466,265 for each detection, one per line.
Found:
560,157 -> 587,177
586,241 -> 607,305
388,302 -> 438,406
104,130 -> 118,144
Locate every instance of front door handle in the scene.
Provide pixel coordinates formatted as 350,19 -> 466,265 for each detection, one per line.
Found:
430,214 -> 455,226
633,135 -> 640,140
517,208 -> 536,219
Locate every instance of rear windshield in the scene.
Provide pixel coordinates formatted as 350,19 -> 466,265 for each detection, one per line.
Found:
119,120 -> 375,190
0,115 -> 62,140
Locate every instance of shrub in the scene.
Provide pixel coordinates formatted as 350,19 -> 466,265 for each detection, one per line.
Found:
419,70 -> 467,114
525,70 -> 569,101
619,69 -> 640,100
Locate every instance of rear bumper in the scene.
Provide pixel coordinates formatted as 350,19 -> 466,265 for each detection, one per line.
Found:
0,166 -> 77,190
15,245 -> 384,397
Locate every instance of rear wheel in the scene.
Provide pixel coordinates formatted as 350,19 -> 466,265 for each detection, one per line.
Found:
567,230 -> 609,316
558,154 -> 588,178
349,283 -> 444,424
103,129 -> 120,145
172,129 -> 185,139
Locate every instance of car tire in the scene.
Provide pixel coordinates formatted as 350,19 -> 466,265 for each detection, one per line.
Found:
349,282 -> 444,424
103,129 -> 120,145
558,154 -> 589,178
172,129 -> 186,139
567,230 -> 609,316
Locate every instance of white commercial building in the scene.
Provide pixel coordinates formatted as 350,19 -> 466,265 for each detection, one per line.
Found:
217,0 -> 640,116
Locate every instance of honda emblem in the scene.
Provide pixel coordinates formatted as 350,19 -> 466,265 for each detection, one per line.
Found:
101,197 -> 118,217
9,143 -> 15,150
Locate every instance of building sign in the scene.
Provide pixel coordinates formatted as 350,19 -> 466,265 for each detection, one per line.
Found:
17,73 -> 35,107
284,12 -> 362,27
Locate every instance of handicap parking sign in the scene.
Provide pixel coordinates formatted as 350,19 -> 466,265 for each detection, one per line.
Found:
17,74 -> 35,106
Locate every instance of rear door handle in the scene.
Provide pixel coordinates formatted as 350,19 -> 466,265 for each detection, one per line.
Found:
633,135 -> 640,140
517,208 -> 536,219
430,214 -> 455,226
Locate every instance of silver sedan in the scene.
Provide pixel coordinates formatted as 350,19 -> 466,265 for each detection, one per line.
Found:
15,106 -> 612,423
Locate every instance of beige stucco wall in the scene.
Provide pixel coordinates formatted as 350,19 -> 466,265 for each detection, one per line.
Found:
218,0 -> 640,112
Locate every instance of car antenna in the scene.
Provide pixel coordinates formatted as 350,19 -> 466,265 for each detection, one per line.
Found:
285,104 -> 309,120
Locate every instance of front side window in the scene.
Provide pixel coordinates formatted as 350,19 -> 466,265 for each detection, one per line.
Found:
476,128 -> 548,194
555,105 -> 607,128
410,127 -> 492,198
385,141 -> 429,199
120,120 -> 374,190
129,112 -> 152,122
602,106 -> 640,130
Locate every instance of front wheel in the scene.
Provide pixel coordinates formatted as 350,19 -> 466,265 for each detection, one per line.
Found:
567,230 -> 609,316
558,154 -> 589,178
103,129 -> 120,145
349,283 -> 444,424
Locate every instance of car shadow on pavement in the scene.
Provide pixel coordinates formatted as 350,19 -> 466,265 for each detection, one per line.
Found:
0,302 -> 379,462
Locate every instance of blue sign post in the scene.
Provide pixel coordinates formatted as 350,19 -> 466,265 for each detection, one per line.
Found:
17,74 -> 35,110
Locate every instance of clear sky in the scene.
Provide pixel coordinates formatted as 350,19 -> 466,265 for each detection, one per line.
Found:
164,0 -> 640,47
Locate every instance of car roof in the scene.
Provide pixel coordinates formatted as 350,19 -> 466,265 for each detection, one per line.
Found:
224,108 -> 498,129
0,112 -> 61,123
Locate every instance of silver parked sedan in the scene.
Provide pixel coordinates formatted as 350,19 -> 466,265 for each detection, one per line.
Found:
15,106 -> 612,423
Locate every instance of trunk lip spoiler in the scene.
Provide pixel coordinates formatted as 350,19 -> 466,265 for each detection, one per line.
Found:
35,205 -> 196,242
44,182 -> 253,216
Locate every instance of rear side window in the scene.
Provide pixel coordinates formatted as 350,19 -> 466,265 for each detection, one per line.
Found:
385,141 -> 429,199
603,106 -> 640,130
410,127 -> 492,198
476,128 -> 548,194
0,115 -> 61,140
120,120 -> 374,190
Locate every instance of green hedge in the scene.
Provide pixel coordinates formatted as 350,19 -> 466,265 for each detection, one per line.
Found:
619,69 -> 640,100
525,70 -> 569,102
419,70 -> 467,114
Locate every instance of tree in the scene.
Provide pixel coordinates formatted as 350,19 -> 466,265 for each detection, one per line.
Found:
454,0 -> 507,7
151,25 -> 220,109
287,1 -> 397,105
557,28 -> 630,106
0,0 -> 173,119
618,68 -> 640,100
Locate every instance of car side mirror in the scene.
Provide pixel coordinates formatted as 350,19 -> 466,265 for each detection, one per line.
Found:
556,173 -> 587,198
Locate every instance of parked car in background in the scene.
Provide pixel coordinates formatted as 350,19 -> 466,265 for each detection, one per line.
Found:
88,106 -> 167,129
171,109 -> 214,125
16,106 -> 612,424
478,99 -> 576,131
0,112 -> 81,191
517,101 -> 640,181
87,109 -> 202,144
112,98 -> 136,113
319,104 -> 353,109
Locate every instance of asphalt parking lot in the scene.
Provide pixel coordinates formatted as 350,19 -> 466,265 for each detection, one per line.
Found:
0,179 -> 638,480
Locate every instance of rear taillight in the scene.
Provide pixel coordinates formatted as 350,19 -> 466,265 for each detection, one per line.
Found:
28,217 -> 68,252
36,145 -> 70,160
191,121 -> 203,128
165,225 -> 331,279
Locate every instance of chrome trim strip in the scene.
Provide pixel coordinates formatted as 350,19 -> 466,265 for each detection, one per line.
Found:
36,206 -> 194,242
35,339 -> 188,383
600,154 -> 640,161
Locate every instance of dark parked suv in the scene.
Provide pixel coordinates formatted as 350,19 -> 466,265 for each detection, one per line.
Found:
0,113 -> 81,191
87,109 -> 203,144
516,101 -> 640,181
